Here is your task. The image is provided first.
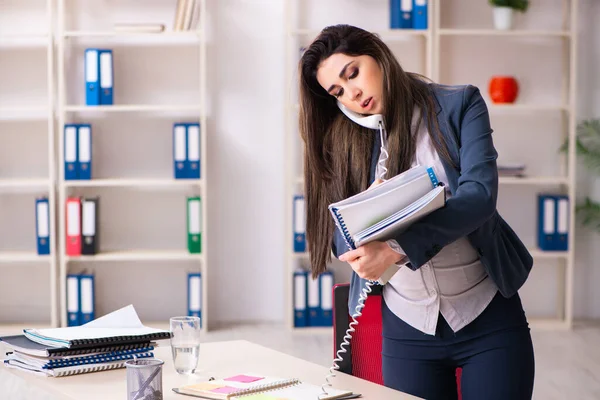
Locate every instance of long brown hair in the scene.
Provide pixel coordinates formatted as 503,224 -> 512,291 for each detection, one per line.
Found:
298,24 -> 454,278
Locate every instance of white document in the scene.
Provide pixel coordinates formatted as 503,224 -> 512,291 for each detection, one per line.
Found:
24,305 -> 168,348
329,165 -> 445,248
354,186 -> 446,247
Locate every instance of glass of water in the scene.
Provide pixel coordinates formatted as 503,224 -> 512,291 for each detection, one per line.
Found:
170,316 -> 201,375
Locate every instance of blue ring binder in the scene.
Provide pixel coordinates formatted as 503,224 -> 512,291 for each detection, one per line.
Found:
426,167 -> 438,187
43,351 -> 154,370
330,207 -> 356,251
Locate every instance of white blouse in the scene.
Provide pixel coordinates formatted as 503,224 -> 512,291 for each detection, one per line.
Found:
381,108 -> 498,335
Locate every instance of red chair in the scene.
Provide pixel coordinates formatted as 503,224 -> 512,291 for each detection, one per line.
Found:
332,283 -> 462,398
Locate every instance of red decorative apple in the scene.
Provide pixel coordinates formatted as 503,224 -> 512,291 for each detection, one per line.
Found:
488,76 -> 519,104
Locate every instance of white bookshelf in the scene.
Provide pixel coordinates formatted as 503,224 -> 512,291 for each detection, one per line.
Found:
284,0 -> 578,331
434,0 -> 578,329
0,0 -> 57,328
55,0 -> 209,332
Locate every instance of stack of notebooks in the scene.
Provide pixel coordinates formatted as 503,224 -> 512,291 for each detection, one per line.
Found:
0,305 -> 171,377
329,164 -> 446,250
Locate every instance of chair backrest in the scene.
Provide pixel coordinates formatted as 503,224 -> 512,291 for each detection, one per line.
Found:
333,283 -> 463,398
333,283 -> 384,385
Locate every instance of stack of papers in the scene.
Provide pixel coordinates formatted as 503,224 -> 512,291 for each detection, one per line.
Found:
329,165 -> 446,249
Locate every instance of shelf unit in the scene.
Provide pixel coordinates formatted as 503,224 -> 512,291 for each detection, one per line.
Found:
0,0 -> 58,327
55,0 -> 209,332
433,0 -> 578,330
284,0 -> 578,331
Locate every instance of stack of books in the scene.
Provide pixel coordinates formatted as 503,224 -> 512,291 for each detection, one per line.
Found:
498,163 -> 526,177
0,305 -> 171,377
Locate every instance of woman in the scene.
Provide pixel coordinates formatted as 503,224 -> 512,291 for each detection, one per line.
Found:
298,24 -> 535,400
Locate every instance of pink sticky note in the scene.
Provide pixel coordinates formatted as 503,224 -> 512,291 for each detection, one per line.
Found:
211,386 -> 240,394
223,374 -> 264,383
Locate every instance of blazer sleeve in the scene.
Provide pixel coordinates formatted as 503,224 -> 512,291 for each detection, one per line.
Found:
393,85 -> 498,270
331,223 -> 351,258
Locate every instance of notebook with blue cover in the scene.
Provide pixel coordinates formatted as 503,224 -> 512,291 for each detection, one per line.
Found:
4,347 -> 154,370
328,164 -> 446,250
0,334 -> 154,357
3,356 -> 154,377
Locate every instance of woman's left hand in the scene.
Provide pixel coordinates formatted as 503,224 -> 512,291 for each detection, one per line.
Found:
339,241 -> 405,281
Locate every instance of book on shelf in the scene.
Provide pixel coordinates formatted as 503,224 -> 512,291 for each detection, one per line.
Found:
174,0 -> 200,31
329,164 -> 446,250
498,163 -> 526,177
113,23 -> 166,33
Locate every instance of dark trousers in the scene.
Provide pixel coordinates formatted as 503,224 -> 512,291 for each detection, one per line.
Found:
381,291 -> 535,400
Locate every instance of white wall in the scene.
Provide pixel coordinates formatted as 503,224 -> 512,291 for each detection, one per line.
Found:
207,0 -> 286,324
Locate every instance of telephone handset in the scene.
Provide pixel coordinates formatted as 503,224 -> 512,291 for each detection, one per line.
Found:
318,101 -> 401,399
337,100 -> 384,130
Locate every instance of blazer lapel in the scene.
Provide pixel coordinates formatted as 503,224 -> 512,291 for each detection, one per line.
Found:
429,89 -> 461,196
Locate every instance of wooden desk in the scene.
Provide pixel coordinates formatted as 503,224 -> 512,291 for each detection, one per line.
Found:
0,339 -> 419,400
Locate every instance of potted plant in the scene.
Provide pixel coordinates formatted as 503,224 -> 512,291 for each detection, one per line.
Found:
488,0 -> 529,30
560,119 -> 600,233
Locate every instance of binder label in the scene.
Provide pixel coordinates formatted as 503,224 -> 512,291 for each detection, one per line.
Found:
307,277 -> 319,308
100,51 -> 113,89
67,202 -> 81,236
189,199 -> 201,234
174,125 -> 186,161
82,200 -> 96,236
65,126 -> 77,163
189,275 -> 201,310
558,198 -> 568,233
37,201 -> 49,238
188,124 -> 200,162
294,274 -> 306,309
80,277 -> 94,314
85,50 -> 98,82
67,276 -> 79,315
543,198 -> 555,234
320,274 -> 333,311
294,197 -> 305,234
78,126 -> 91,163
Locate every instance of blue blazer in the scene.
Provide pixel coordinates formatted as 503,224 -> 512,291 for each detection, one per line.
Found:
332,82 -> 534,314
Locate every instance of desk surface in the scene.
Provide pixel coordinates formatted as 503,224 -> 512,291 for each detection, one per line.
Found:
0,339 -> 419,400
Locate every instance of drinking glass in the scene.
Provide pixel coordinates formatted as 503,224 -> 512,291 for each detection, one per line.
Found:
170,316 -> 201,375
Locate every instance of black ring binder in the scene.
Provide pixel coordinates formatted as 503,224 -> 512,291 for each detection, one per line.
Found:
69,332 -> 171,349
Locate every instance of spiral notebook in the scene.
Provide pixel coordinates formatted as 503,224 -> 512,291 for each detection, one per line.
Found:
4,346 -> 154,369
329,164 -> 446,250
0,334 -> 155,357
3,355 -> 153,377
23,305 -> 171,349
173,374 -> 357,399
